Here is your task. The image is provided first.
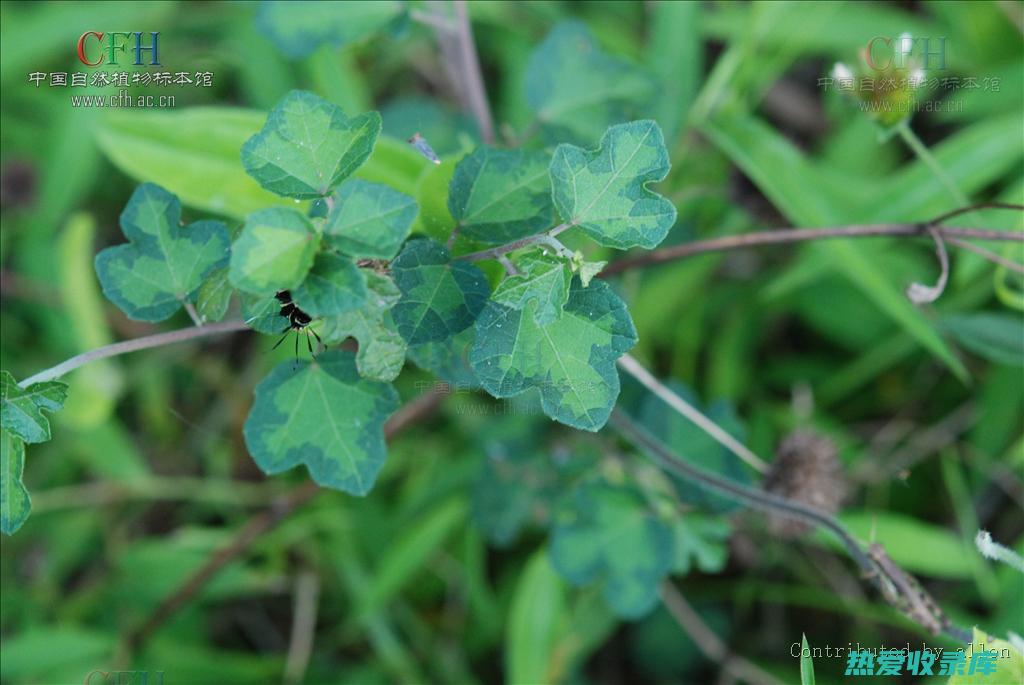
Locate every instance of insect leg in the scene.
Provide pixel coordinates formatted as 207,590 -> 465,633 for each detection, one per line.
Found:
306,329 -> 314,357
271,329 -> 291,351
310,327 -> 324,352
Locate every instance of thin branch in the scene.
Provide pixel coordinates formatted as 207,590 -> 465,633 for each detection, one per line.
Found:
947,237 -> 1024,275
929,201 -> 1024,225
122,389 -> 443,654
659,582 -> 787,685
496,254 -> 518,276
452,0 -> 495,143
409,8 -> 455,32
600,223 -> 1023,276
617,353 -> 769,473
458,222 -> 571,262
19,320 -> 249,387
609,409 -> 973,643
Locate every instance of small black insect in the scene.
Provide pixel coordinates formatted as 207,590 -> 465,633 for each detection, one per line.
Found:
271,290 -> 323,363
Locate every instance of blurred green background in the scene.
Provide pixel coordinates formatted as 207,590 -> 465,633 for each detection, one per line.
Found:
1,2 -> 1022,684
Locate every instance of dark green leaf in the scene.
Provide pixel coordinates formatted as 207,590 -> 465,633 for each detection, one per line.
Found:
550,480 -> 673,619
407,328 -> 480,389
243,350 -> 399,495
320,272 -> 407,382
324,180 -> 417,259
229,207 -> 320,296
257,1 -> 406,59
1,431 -> 29,535
391,238 -> 490,344
242,90 -> 381,199
241,292 -> 289,335
671,515 -> 731,574
94,184 -> 230,322
1,371 -> 68,445
550,120 -> 676,250
471,426 -> 595,546
291,252 -> 368,317
492,253 -> 571,325
470,278 -> 637,431
526,22 -> 655,144
448,146 -> 553,244
195,266 -> 232,323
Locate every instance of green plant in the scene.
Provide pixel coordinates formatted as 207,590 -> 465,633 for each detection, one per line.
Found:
2,3 -> 1022,683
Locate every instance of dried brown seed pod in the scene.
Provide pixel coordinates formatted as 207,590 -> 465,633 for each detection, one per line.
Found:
762,430 -> 846,538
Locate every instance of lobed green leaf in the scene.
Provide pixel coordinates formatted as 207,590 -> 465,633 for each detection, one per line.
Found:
470,278 -> 637,431
391,239 -> 490,345
550,480 -> 673,618
1,371 -> 69,445
550,120 -> 676,250
324,179 -> 417,259
241,292 -> 290,335
242,90 -> 381,199
95,184 -> 230,322
448,146 -> 554,244
491,253 -> 571,325
407,328 -> 481,389
526,21 -> 655,144
291,252 -> 368,317
229,207 -> 320,296
195,266 -> 232,323
1,431 -> 29,536
243,350 -> 399,495
320,272 -> 407,382
256,1 -> 407,58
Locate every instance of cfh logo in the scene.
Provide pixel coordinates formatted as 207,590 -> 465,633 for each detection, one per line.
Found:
76,32 -> 161,66
84,670 -> 164,685
865,35 -> 947,71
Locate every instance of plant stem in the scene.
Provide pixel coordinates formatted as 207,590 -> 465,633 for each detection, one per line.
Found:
18,320 -> 249,387
611,409 -> 871,571
183,301 -> 203,327
451,1 -> 495,143
600,223 -> 1023,276
946,237 -> 1024,275
610,409 -> 973,644
409,8 -> 454,32
457,203 -> 1022,271
896,121 -> 972,210
659,582 -> 786,685
458,222 -> 571,262
617,353 -> 768,473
